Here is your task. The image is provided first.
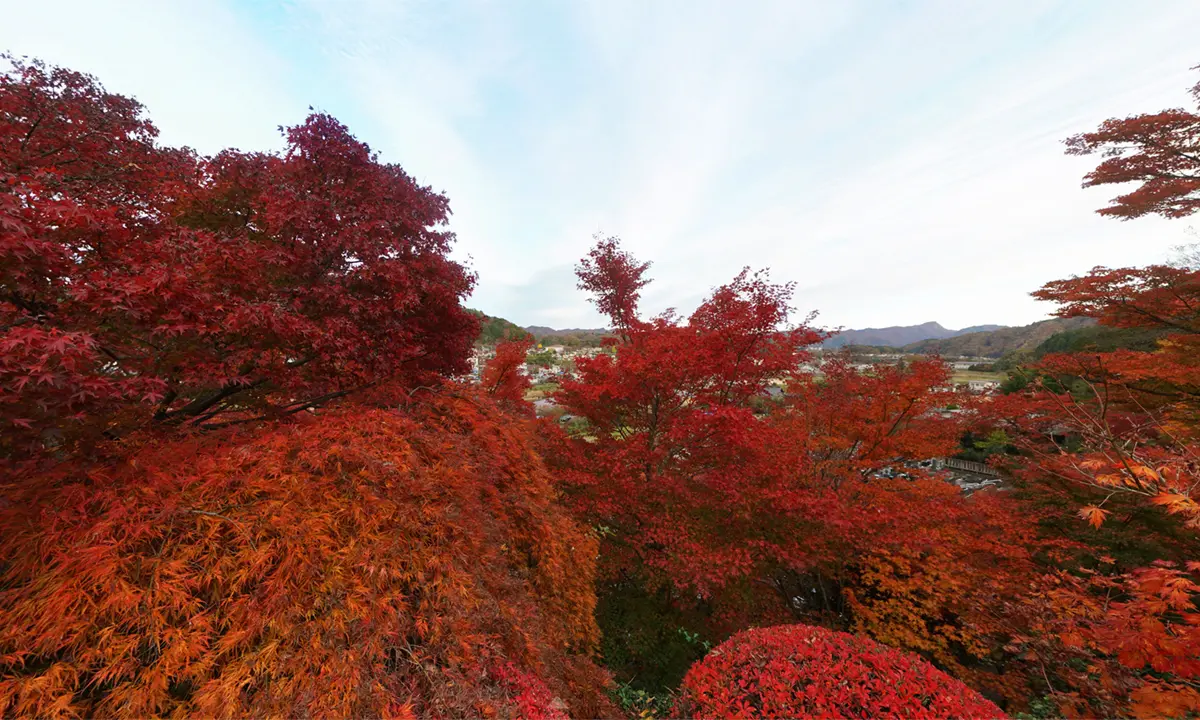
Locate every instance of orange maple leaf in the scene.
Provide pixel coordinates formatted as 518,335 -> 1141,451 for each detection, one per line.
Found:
1079,505 -> 1110,529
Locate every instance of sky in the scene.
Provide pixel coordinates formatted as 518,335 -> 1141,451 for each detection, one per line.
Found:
4,1 -> 1199,332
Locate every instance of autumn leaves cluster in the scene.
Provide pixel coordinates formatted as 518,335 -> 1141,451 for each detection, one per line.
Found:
2,54 -> 1200,718
0,55 -> 608,718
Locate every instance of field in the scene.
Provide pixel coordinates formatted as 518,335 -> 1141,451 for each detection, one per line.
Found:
525,382 -> 559,401
950,369 -> 1005,384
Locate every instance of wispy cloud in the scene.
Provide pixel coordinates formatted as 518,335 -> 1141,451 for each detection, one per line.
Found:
3,0 -> 1197,330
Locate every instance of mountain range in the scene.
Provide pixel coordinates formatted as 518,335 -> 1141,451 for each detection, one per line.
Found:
822,322 -> 1006,349
475,312 -> 1100,360
900,317 -> 1096,357
526,325 -> 609,337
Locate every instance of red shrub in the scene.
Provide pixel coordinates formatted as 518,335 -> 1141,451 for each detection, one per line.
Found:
676,624 -> 1004,719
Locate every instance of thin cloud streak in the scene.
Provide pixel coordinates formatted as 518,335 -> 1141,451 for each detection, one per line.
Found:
1,0 -> 1196,330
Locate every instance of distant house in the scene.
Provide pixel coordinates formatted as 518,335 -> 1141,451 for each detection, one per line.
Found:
966,379 -> 1000,393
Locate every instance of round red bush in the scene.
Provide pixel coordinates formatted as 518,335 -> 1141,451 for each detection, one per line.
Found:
676,624 -> 1004,719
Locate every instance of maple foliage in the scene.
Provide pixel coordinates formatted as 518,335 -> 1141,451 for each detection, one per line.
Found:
958,72 -> 1200,717
982,272 -> 1200,714
774,356 -> 961,486
1026,84 -> 1200,534
999,560 -> 1200,719
838,483 -> 1037,668
988,262 -> 1200,530
13,52 -> 1200,719
0,388 -> 614,718
575,234 -> 652,339
675,624 -> 1004,719
481,337 -> 535,413
553,239 -> 997,593
553,237 -> 829,594
549,238 -> 1055,711
1,55 -> 477,460
1064,68 -> 1200,219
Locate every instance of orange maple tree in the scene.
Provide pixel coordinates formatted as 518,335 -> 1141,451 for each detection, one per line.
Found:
1065,67 -> 1200,219
971,65 -> 1200,718
0,56 -> 610,719
0,390 -> 612,718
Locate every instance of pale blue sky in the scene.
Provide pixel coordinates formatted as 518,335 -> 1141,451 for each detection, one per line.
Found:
3,1 -> 1198,330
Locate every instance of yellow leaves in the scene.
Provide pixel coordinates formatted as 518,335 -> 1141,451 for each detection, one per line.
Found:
1078,505 -> 1110,529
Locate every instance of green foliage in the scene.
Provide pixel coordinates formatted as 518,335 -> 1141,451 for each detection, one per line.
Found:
1014,695 -> 1061,719
1011,475 -> 1200,573
534,332 -> 610,348
974,429 -> 1013,457
955,429 -> 1014,462
469,309 -> 528,346
1000,326 -> 1168,394
1032,324 -> 1166,358
595,578 -> 713,696
563,416 -> 591,436
1000,367 -> 1033,394
526,349 -> 557,368
609,681 -> 676,719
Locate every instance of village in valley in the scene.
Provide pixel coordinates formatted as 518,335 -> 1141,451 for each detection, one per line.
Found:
467,320 -> 1015,494
466,329 -> 1008,416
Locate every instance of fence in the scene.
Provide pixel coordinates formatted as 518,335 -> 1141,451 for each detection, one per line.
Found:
942,457 -> 1000,477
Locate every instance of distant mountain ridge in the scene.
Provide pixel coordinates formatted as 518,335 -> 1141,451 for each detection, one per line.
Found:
526,325 -> 609,337
466,311 -> 614,347
482,311 -> 1096,359
823,322 -> 1006,349
902,317 -> 1096,358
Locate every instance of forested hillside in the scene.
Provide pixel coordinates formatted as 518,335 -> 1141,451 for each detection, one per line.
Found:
469,308 -> 528,345
903,317 -> 1095,357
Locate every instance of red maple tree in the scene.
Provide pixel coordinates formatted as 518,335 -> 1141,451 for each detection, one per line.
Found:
964,66 -> 1200,717
1065,67 -> 1200,219
550,239 -> 1049,708
554,237 -> 827,593
481,337 -> 535,413
1,56 -> 477,460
